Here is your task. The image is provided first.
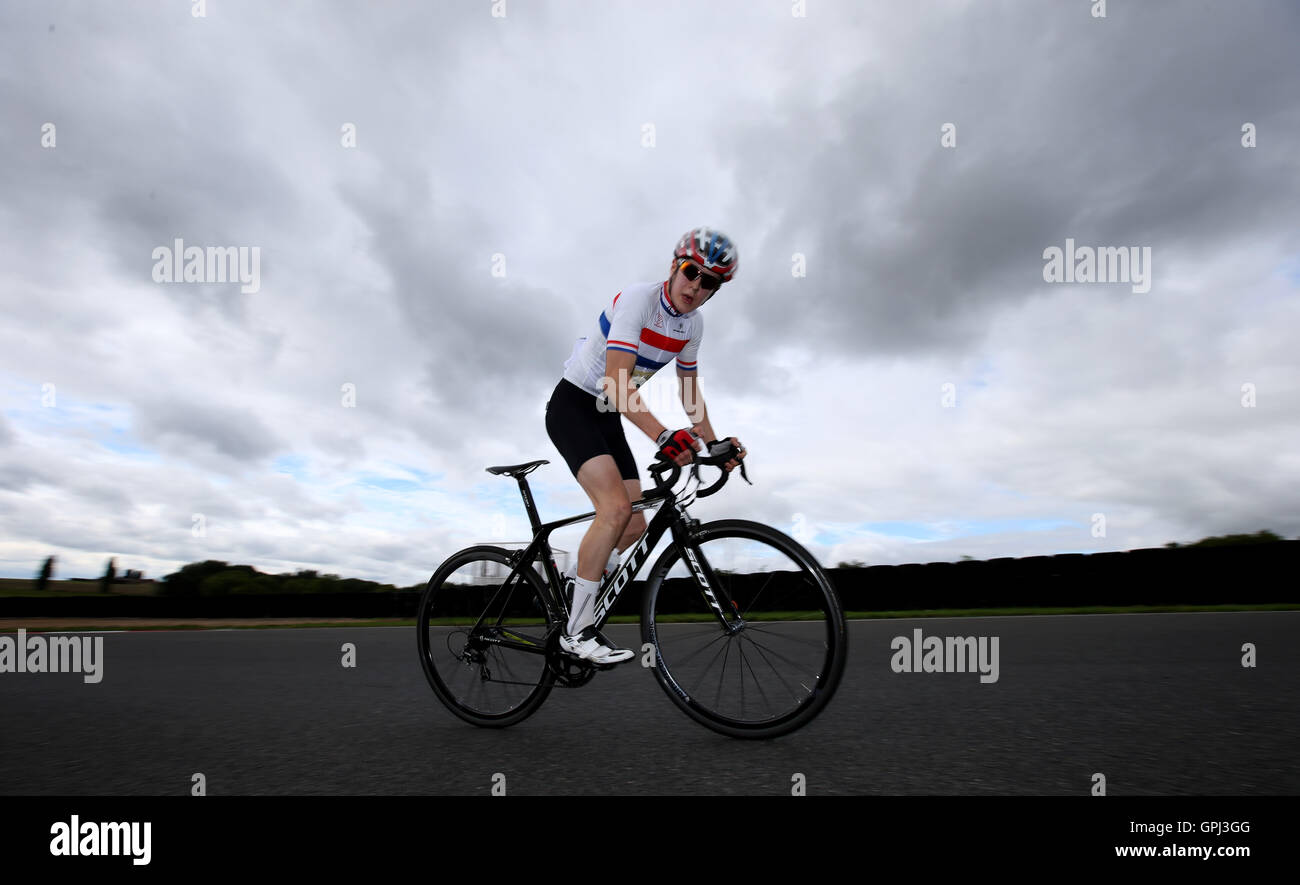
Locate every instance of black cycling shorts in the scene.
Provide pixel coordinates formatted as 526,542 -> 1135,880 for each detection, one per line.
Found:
545,379 -> 640,481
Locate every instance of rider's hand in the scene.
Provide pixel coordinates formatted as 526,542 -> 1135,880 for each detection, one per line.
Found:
657,428 -> 701,467
704,437 -> 746,473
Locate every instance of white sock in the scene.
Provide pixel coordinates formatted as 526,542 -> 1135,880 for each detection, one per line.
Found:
567,576 -> 600,635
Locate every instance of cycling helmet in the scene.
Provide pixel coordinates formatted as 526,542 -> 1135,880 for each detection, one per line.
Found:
672,227 -> 738,283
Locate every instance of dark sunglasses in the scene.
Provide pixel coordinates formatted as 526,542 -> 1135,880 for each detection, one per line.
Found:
679,261 -> 723,291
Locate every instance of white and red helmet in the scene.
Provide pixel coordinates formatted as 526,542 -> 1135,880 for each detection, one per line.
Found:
673,227 -> 738,283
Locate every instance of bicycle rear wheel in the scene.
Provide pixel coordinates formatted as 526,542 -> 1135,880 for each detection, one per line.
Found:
641,520 -> 847,739
417,546 -> 556,728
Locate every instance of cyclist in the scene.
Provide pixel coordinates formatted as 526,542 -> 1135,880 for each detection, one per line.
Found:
545,227 -> 747,665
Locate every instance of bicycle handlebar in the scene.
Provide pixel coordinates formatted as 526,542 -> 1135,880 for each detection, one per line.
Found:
646,440 -> 750,499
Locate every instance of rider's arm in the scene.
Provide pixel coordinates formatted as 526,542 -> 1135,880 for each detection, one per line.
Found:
678,372 -> 718,441
679,370 -> 744,471
676,327 -> 722,444
602,349 -> 668,442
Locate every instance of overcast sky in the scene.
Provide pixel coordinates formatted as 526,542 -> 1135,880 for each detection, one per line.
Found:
2,0 -> 1297,585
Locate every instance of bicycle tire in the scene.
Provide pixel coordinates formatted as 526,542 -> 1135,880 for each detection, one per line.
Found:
417,545 -> 556,728
640,519 -> 847,739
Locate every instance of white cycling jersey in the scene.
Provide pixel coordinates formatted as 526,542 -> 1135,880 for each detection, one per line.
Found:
562,281 -> 702,397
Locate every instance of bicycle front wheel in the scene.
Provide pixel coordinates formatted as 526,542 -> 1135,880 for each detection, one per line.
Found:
641,520 -> 847,739
417,546 -> 556,728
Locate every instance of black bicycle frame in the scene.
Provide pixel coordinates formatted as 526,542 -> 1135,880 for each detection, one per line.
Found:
470,474 -> 737,650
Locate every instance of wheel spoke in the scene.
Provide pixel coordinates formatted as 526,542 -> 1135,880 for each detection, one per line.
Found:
736,641 -> 780,720
735,571 -> 778,619
743,623 -> 831,649
735,633 -> 814,704
657,626 -> 731,669
711,639 -> 732,713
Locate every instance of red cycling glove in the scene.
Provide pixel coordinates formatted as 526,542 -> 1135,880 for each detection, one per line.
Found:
656,428 -> 699,460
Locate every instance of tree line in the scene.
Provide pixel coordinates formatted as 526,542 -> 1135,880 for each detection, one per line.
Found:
32,529 -> 1291,594
33,557 -> 424,596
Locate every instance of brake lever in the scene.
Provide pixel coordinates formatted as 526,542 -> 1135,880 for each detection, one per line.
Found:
709,442 -> 750,484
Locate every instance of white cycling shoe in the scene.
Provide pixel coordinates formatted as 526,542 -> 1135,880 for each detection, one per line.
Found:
559,627 -> 635,665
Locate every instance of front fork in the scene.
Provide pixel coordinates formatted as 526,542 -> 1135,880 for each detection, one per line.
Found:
674,518 -> 746,634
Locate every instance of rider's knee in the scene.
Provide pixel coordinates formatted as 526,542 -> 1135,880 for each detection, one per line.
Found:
598,497 -> 633,529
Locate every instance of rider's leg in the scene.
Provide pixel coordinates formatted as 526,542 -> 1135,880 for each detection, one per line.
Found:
613,478 -> 647,561
543,378 -> 637,661
561,481 -> 641,581
574,455 -> 631,581
568,454 -> 632,634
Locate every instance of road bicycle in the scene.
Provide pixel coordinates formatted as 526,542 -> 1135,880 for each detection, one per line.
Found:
416,444 -> 847,739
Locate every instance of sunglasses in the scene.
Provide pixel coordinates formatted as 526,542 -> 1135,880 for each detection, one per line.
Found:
679,260 -> 723,292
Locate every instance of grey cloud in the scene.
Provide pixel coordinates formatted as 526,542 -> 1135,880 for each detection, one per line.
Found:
134,397 -> 281,462
333,177 -> 581,457
0,464 -> 44,493
718,1 -> 1300,368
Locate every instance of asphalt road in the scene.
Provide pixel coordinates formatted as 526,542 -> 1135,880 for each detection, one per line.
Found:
1,612 -> 1296,796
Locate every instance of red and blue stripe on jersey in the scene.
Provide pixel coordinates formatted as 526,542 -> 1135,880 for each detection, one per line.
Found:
562,281 -> 704,397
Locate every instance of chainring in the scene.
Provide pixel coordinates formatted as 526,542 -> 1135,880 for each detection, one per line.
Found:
545,632 -> 598,687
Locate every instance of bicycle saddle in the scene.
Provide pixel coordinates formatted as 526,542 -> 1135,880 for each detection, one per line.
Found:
486,460 -> 549,478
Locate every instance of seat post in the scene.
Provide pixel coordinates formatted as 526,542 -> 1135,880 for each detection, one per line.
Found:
516,476 -> 543,534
